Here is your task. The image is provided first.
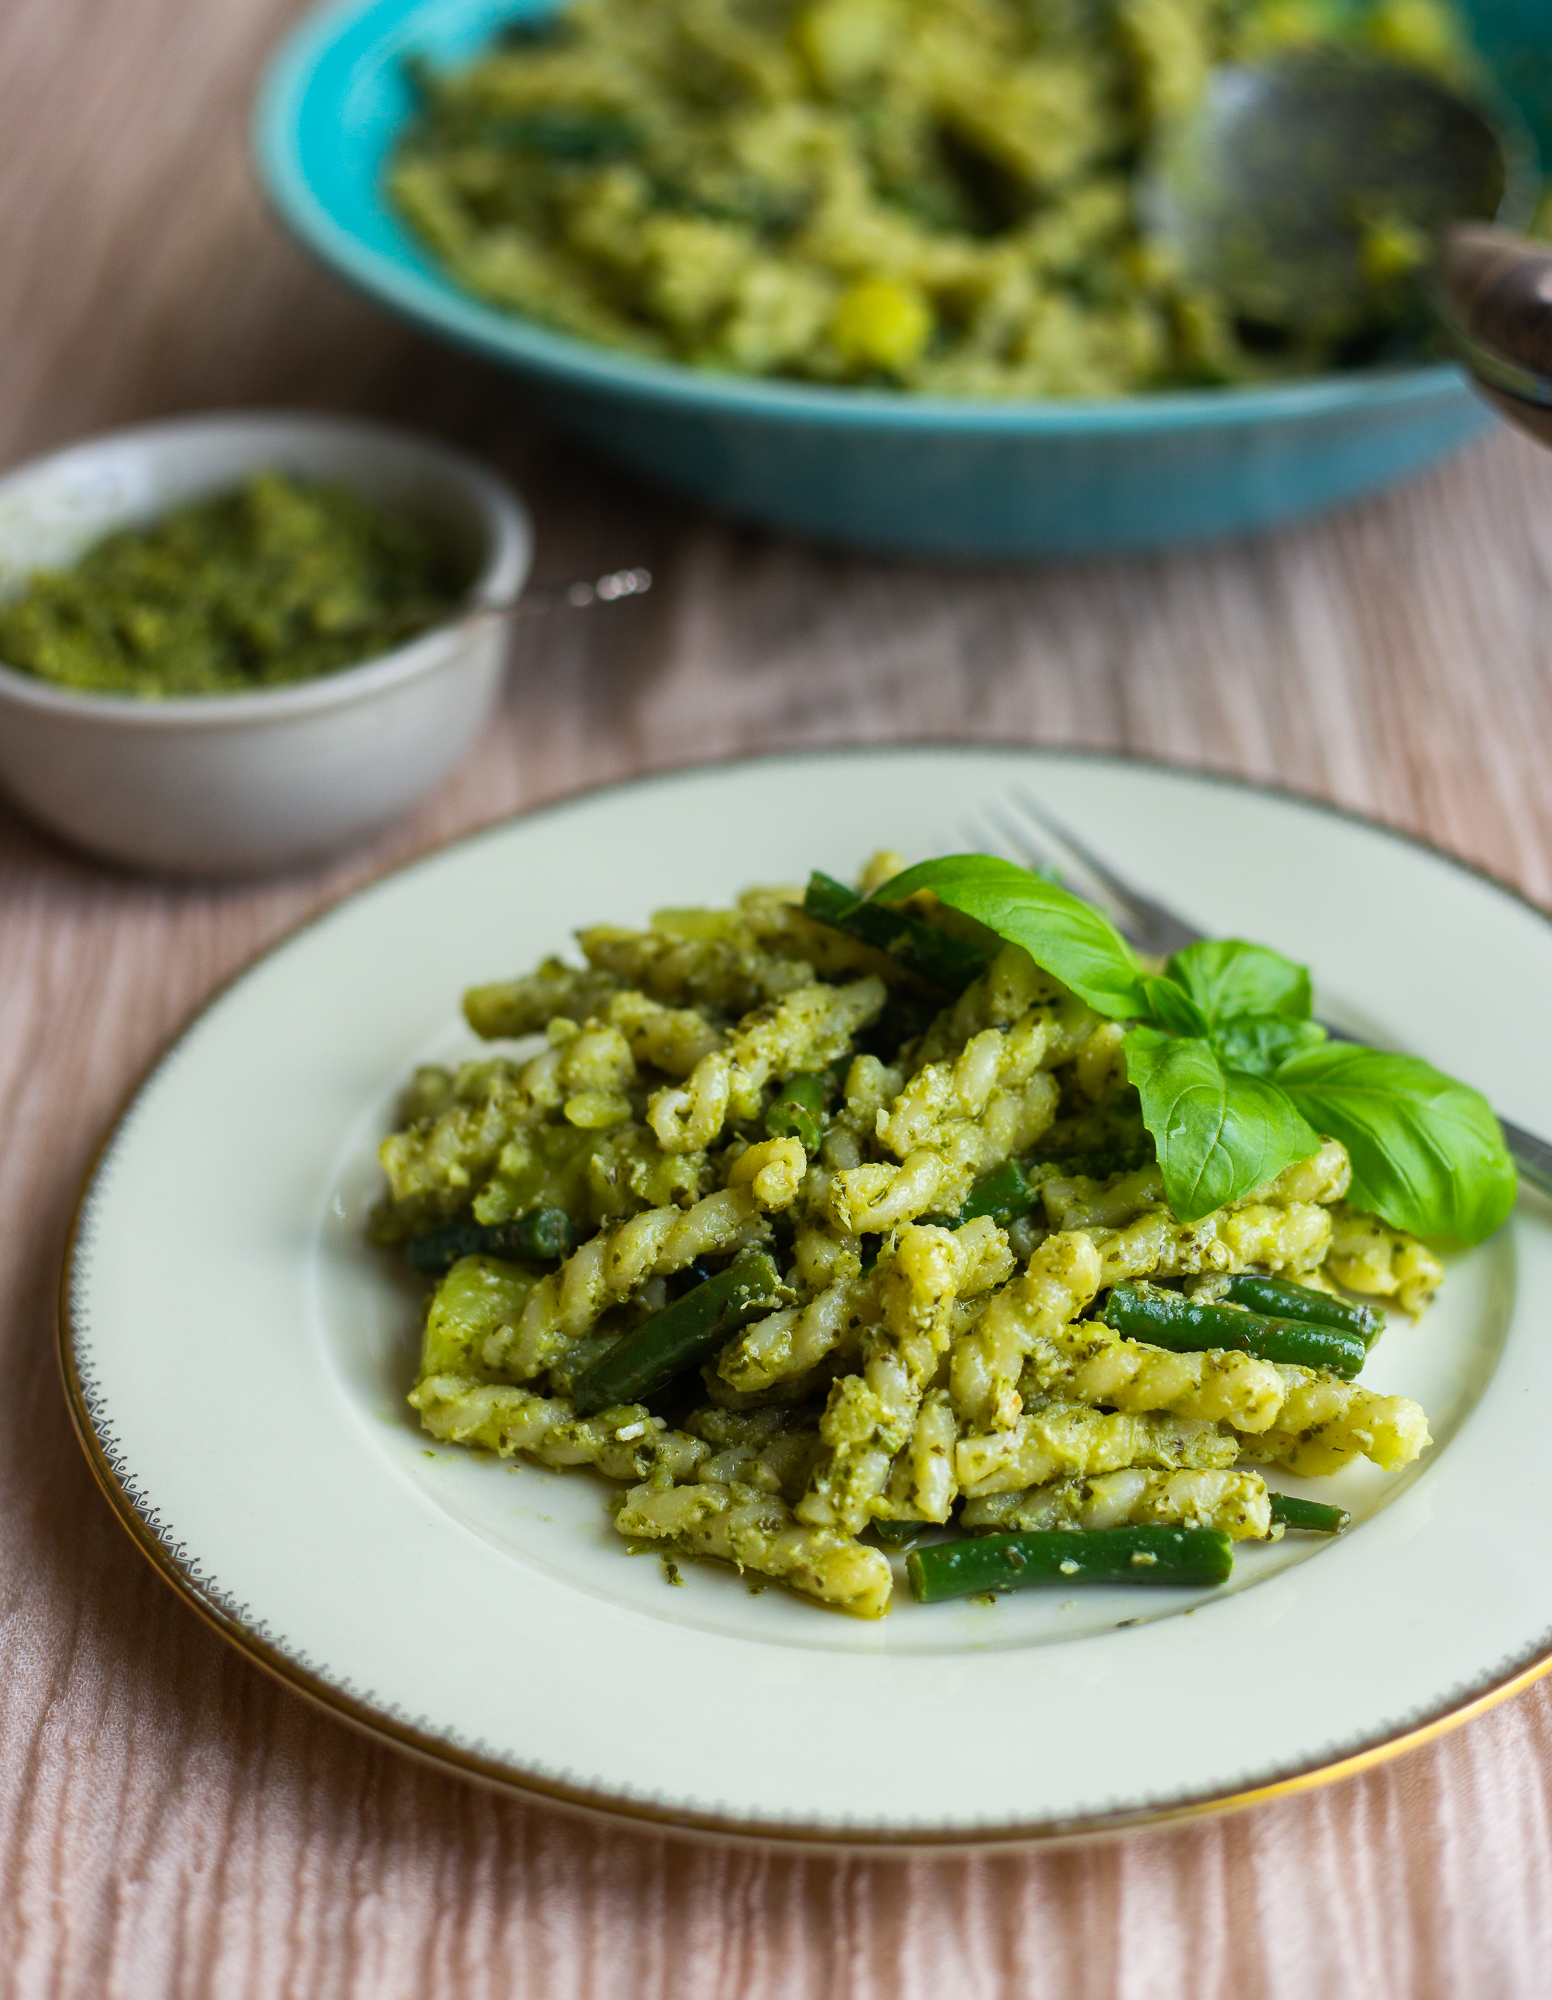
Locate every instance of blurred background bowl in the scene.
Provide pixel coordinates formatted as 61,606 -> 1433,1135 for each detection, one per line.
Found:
254,0 -> 1547,560
0,411 -> 531,875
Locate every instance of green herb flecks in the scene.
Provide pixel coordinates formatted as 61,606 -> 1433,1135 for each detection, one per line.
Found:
0,472 -> 462,698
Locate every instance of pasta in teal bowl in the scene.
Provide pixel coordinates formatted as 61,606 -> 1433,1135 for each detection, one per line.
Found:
254,0 -> 1536,557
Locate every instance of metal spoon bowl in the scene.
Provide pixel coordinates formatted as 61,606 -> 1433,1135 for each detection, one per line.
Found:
1147,52 -> 1539,350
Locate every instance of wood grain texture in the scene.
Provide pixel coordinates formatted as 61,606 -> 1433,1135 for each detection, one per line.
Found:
6,1 -> 1552,1992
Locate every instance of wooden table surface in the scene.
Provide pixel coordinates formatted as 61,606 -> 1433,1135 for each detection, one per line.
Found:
7,1 -> 1552,1992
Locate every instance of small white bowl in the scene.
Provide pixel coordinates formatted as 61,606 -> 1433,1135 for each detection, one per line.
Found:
0,412 -> 531,874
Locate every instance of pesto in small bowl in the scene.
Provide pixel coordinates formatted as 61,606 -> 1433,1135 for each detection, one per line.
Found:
0,471 -> 463,699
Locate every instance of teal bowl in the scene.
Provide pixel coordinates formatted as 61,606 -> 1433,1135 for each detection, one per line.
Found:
255,0 -> 1523,558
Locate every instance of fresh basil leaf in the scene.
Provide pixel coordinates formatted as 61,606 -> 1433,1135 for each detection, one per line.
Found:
1139,974 -> 1211,1040
1274,1043 -> 1516,1244
1166,939 -> 1312,1025
1213,1015 -> 1327,1077
873,855 -> 1148,1020
1124,1027 -> 1323,1223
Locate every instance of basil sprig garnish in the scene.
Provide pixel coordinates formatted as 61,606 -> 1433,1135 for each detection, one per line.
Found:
873,855 -> 1516,1243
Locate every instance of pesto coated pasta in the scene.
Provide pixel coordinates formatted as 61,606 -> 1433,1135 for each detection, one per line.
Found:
378,852 -> 1448,1618
387,0 -> 1477,397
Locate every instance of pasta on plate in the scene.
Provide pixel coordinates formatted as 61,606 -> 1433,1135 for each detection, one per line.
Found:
372,853 -> 1446,1617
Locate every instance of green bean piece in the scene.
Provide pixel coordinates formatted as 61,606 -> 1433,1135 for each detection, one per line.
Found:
765,1070 -> 831,1152
1268,1492 -> 1351,1535
407,1207 -> 579,1275
872,1520 -> 925,1553
908,1525 -> 1233,1603
1224,1273 -> 1383,1345
571,1251 -> 783,1416
959,1158 -> 1034,1227
1099,1281 -> 1367,1379
803,871 -> 991,993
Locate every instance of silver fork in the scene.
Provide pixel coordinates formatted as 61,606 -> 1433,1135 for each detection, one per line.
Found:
965,789 -> 1552,1201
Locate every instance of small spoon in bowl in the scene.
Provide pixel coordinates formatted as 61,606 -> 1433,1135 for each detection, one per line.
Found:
516,565 -> 653,612
446,563 -> 653,638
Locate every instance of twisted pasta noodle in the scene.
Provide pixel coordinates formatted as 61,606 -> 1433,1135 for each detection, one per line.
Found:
832,1055 -> 905,1149
694,1437 -> 827,1500
1252,1139 -> 1352,1206
578,913 -> 813,1013
826,1076 -> 1062,1232
717,1268 -> 875,1393
648,977 -> 887,1154
878,1016 -> 1059,1157
912,944 -> 1089,1066
736,884 -> 922,986
689,1416 -> 827,1504
876,1387 -> 960,1523
950,1228 -> 1103,1430
1042,1162 -> 1165,1230
797,1218 -> 1008,1533
962,1468 -> 1272,1540
1086,1198 -> 1334,1289
1045,1139 -> 1351,1239
1234,1368 -> 1430,1474
1020,1317 -> 1287,1431
1072,1021 -> 1127,1100
463,959 -> 624,1039
379,1025 -> 639,1212
828,993 -> 1093,1231
603,990 -> 725,1077
410,1373 -> 708,1481
493,1186 -> 769,1380
726,1134 -> 807,1210
1324,1203 -> 1445,1316
478,1118 -> 709,1228
954,1396 -> 1240,1497
614,1478 -> 893,1618
789,1204 -> 868,1288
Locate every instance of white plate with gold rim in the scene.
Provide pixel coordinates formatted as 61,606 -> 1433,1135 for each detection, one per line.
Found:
62,747 -> 1552,1847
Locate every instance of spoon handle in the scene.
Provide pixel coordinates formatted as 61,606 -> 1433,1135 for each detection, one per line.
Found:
517,567 -> 654,613
1436,224 -> 1552,445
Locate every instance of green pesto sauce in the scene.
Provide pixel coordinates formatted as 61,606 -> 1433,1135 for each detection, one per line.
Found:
0,472 -> 464,698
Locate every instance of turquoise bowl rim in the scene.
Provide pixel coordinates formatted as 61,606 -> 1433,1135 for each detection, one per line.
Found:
254,0 -> 1475,436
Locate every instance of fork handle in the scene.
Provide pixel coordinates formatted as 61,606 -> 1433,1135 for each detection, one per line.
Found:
1321,1020 -> 1552,1201
1496,1115 -> 1552,1201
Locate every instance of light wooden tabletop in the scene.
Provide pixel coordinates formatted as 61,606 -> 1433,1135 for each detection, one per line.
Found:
6,1 -> 1552,1993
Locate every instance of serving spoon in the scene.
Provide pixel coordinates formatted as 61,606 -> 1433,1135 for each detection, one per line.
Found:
1146,48 -> 1552,432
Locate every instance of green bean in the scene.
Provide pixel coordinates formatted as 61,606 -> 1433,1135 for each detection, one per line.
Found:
907,1525 -> 1233,1602
803,871 -> 991,993
1099,1281 -> 1367,1378
765,1070 -> 831,1153
958,1159 -> 1034,1227
1268,1492 -> 1351,1535
1224,1274 -> 1383,1345
571,1251 -> 782,1416
871,1520 -> 925,1553
407,1207 -> 579,1275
